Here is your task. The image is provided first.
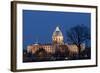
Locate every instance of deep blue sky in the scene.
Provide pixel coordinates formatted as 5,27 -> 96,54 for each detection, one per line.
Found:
23,10 -> 91,49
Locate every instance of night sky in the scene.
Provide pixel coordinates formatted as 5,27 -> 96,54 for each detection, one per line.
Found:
23,10 -> 91,49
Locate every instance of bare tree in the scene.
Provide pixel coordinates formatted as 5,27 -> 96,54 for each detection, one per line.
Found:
66,24 -> 90,58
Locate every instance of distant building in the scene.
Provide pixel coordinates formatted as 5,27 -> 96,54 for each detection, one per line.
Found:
27,26 -> 85,56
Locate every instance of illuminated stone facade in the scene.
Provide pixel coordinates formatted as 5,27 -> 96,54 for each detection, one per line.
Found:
27,26 -> 85,55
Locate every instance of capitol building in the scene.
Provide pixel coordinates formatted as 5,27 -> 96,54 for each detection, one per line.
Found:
26,26 -> 85,57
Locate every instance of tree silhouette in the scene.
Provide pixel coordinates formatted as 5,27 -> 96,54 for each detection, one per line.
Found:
66,24 -> 90,58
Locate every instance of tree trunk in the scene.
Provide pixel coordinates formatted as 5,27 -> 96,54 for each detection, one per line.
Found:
77,44 -> 81,59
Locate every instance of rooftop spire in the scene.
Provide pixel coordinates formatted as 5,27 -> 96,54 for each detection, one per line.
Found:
55,26 -> 60,31
52,26 -> 63,36
34,37 -> 39,45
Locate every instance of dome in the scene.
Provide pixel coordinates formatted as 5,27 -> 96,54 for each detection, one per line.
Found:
52,26 -> 64,45
52,26 -> 63,36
